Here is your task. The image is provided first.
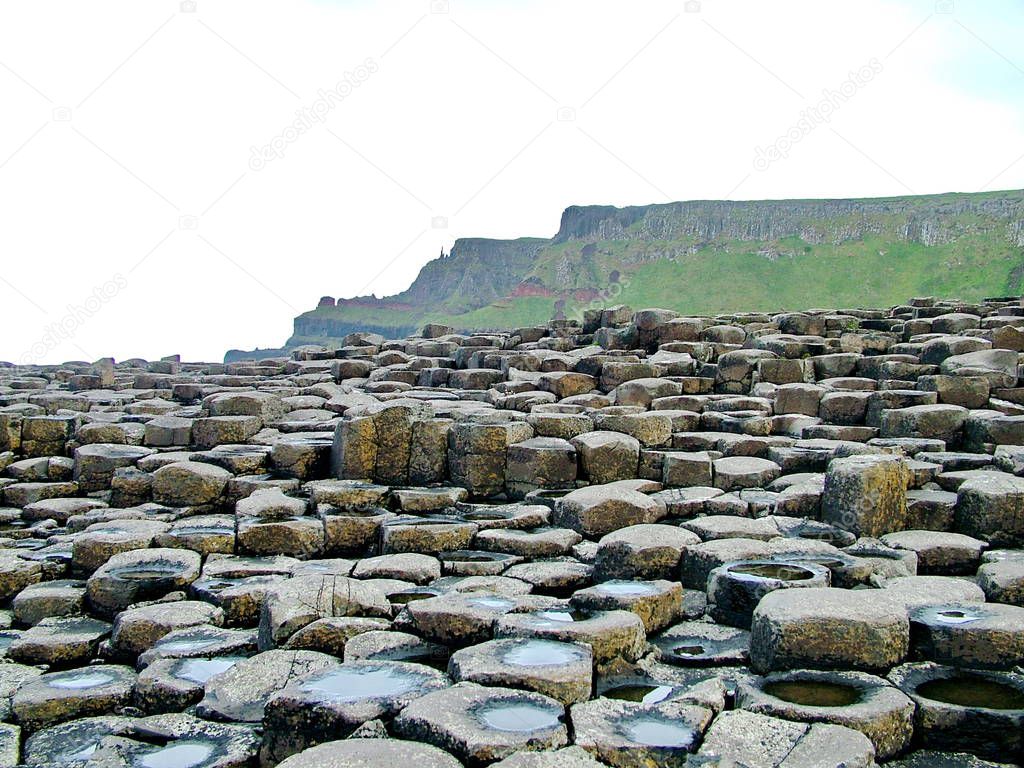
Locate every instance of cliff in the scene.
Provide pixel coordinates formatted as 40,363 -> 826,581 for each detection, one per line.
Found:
226,189 -> 1024,360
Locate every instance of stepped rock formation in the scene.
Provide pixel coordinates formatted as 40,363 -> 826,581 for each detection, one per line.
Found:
5,294 -> 1024,765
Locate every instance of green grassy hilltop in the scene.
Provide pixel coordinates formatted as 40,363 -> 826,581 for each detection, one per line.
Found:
226,190 -> 1024,360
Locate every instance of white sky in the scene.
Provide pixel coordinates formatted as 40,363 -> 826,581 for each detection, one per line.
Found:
1,0 -> 1022,364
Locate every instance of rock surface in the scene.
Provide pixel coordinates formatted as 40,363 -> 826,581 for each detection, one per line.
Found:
2,294 -> 1023,765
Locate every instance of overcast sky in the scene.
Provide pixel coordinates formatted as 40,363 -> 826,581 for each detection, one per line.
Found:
1,0 -> 1022,364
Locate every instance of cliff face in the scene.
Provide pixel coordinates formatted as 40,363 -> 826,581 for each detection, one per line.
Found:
227,189 -> 1024,360
552,194 -> 1024,246
393,237 -> 547,311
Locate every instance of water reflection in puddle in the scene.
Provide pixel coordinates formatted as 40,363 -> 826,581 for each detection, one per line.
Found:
49,670 -> 115,689
478,702 -> 561,732
604,684 -> 674,705
175,657 -> 241,684
763,680 -> 863,707
503,640 -> 582,667
596,582 -> 656,597
916,677 -> 1024,710
623,718 -> 695,748
300,666 -> 423,701
136,741 -> 215,768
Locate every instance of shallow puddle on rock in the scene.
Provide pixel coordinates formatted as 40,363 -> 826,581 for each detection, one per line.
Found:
136,741 -> 215,768
154,631 -> 221,654
48,670 -> 116,689
468,596 -> 515,610
111,566 -> 182,581
596,582 -> 657,597
193,578 -> 242,593
916,677 -> 1024,710
763,680 -> 863,707
530,609 -> 589,625
728,563 -> 814,581
300,666 -> 423,701
604,684 -> 673,704
934,609 -> 981,625
175,657 -> 241,684
478,702 -> 561,732
503,640 -> 583,667
622,717 -> 696,748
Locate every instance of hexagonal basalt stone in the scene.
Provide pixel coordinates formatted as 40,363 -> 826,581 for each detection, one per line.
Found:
570,696 -> 713,768
8,616 -> 110,667
880,530 -> 987,575
12,578 -> 86,625
110,600 -> 224,658
73,444 -> 154,492
571,431 -> 641,485
650,621 -> 749,667
496,608 -> 646,664
595,524 -> 700,582
475,526 -> 582,558
393,682 -> 568,765
821,454 -> 910,537
190,573 -> 287,627
889,662 -> 1024,762
707,560 -> 831,629
505,437 -> 577,500
262,661 -> 450,763
12,665 -> 136,730
955,473 -> 1024,548
282,616 -> 390,655
381,516 -> 479,555
86,547 -> 201,615
197,649 -> 338,722
71,519 -> 172,572
85,711 -> 261,768
237,511 -> 326,560
154,514 -> 236,555
0,663 -> 43,722
737,668 -> 914,760
554,484 -> 667,538
696,709 -> 875,768
978,556 -> 1024,606
910,602 -> 1024,670
152,460 -> 232,507
399,592 -> 545,648
136,624 -> 256,666
258,574 -> 390,649
134,655 -> 245,713
320,505 -> 394,556
441,549 -> 523,576
570,580 -> 682,633
503,561 -> 593,596
351,552 -> 441,585
342,629 -> 448,668
275,739 -> 463,768
879,575 -> 986,611
880,404 -> 969,443
750,587 -> 909,674
449,638 -> 592,705
712,456 -> 781,491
